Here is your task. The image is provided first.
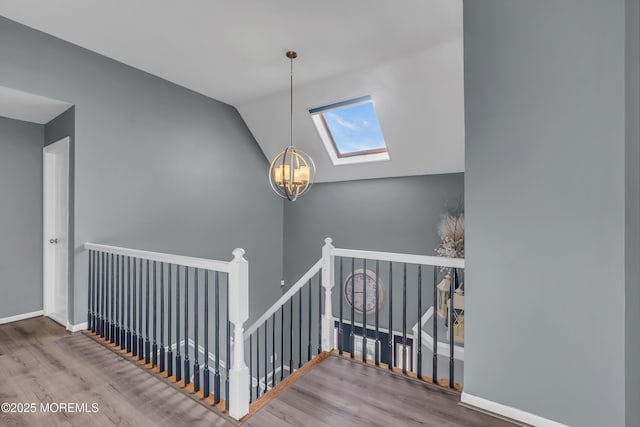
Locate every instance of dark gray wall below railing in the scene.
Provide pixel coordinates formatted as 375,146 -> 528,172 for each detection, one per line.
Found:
0,117 -> 44,318
0,16 -> 284,325
464,1 -> 627,426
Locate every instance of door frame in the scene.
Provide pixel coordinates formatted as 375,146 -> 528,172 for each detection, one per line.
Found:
43,136 -> 70,328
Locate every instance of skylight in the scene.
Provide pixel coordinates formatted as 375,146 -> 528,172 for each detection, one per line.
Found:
310,96 -> 389,165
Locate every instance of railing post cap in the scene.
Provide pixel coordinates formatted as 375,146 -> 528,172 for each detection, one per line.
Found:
324,237 -> 333,245
232,248 -> 246,260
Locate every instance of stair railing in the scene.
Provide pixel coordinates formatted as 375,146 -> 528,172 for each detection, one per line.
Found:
84,243 -> 250,420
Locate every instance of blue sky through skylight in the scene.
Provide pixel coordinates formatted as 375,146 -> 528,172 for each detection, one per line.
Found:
322,100 -> 386,155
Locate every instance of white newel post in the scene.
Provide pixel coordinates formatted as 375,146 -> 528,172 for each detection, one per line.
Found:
321,237 -> 335,351
228,248 -> 250,420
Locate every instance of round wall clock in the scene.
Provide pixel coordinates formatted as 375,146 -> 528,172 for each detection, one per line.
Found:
344,268 -> 384,314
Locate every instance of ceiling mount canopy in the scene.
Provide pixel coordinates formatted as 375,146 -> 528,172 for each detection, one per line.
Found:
268,50 -> 316,201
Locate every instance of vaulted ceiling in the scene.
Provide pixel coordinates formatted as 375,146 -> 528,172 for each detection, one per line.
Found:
0,0 -> 464,182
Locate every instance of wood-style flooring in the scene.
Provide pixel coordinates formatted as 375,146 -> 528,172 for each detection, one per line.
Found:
0,316 -> 235,427
245,355 -> 519,427
0,316 -> 519,427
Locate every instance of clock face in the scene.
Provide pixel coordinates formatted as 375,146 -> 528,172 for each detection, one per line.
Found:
344,269 -> 384,314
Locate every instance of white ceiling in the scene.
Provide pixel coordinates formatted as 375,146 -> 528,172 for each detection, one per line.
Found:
0,85 -> 72,124
0,0 -> 464,181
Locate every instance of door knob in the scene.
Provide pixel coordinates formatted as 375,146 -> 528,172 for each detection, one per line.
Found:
49,238 -> 59,244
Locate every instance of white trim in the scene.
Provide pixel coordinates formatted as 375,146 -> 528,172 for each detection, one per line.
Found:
244,258 -> 323,338
83,243 -> 231,273
411,306 -> 465,361
460,392 -> 570,427
0,310 -> 44,325
66,322 -> 88,332
331,247 -> 464,269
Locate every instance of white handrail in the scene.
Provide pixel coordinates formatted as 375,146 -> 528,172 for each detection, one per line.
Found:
244,258 -> 323,339
331,247 -> 464,269
84,243 -> 230,272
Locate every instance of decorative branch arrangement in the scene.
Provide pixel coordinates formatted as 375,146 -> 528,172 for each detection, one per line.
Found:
435,212 -> 464,260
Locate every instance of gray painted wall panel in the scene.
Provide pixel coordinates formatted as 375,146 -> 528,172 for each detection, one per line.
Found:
0,17 -> 283,324
464,1 -> 626,426
0,117 -> 44,318
283,174 -> 464,285
626,1 -> 640,426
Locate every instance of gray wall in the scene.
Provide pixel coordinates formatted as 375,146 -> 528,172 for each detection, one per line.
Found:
283,174 -> 463,336
0,17 -> 283,325
44,106 -> 75,321
464,1 -> 627,426
283,174 -> 464,286
626,1 -> 640,426
0,117 -> 44,318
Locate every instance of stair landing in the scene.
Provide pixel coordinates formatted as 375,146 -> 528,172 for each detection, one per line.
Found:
244,354 -> 517,427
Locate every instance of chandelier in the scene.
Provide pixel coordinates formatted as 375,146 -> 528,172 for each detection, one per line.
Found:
268,51 -> 315,201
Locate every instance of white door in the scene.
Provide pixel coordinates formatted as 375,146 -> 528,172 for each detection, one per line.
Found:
43,137 -> 69,327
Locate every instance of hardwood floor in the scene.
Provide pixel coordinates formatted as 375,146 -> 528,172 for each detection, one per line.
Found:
245,355 -> 520,427
0,316 -> 520,427
0,316 -> 235,427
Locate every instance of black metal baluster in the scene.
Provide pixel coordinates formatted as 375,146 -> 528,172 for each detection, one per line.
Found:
160,263 -> 165,373
363,259 -> 367,363
121,255 -> 126,349
271,313 -> 276,388
214,272 -> 220,403
339,257 -> 343,354
263,321 -> 268,394
298,290 -> 302,368
145,259 -> 151,364
289,298 -> 293,375
318,271 -> 322,355
402,262 -> 407,374
432,266 -> 438,383
417,265 -> 422,379
256,326 -> 260,398
152,261 -> 157,368
375,260 -> 380,365
87,250 -> 92,331
138,258 -> 144,361
193,268 -> 200,393
184,266 -> 190,385
449,268 -> 455,389
203,270 -> 209,398
225,278 -> 230,409
132,258 -> 138,357
115,254 -> 119,346
101,252 -> 105,338
388,262 -> 393,370
176,265 -> 182,382
92,250 -> 97,333
127,256 -> 132,353
307,279 -> 312,363
350,257 -> 355,359
167,264 -> 173,377
249,333 -> 253,403
111,253 -> 115,343
280,306 -> 284,381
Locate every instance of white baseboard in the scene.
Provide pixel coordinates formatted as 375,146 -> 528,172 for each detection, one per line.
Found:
0,310 -> 44,325
461,392 -> 569,427
66,322 -> 88,332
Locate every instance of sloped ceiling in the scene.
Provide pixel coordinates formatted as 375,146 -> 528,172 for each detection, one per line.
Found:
0,0 -> 464,182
